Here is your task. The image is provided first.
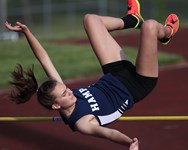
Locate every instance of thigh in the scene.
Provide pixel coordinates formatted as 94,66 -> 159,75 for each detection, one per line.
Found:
89,26 -> 128,65
84,15 -> 128,66
135,21 -> 159,78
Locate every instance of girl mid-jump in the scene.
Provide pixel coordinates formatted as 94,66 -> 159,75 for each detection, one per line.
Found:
6,0 -> 179,149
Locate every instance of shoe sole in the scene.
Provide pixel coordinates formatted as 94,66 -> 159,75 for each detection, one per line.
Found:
136,0 -> 144,22
128,0 -> 144,28
161,14 -> 179,45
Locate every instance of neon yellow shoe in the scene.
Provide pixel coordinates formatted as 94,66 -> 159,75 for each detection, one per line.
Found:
126,0 -> 144,29
160,14 -> 179,45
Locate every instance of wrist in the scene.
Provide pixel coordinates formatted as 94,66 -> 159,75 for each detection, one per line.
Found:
23,29 -> 31,35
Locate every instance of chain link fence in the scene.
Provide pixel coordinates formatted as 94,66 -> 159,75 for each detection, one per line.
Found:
0,0 -> 187,37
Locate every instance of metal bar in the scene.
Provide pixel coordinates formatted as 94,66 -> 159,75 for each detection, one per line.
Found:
0,116 -> 188,122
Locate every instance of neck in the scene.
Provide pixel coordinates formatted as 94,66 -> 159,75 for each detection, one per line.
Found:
60,103 -> 76,118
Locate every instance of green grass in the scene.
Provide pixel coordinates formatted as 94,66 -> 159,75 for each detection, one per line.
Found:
0,38 -> 184,89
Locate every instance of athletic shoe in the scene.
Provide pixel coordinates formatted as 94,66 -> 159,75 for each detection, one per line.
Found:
126,0 -> 144,29
160,14 -> 179,45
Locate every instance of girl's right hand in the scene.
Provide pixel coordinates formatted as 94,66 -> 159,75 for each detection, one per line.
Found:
5,21 -> 29,33
129,138 -> 139,150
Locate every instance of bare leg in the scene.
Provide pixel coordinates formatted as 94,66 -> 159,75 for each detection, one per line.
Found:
84,14 -> 174,78
136,19 -> 171,77
83,14 -> 127,66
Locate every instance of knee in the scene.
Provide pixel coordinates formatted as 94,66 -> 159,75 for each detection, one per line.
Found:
141,19 -> 158,34
83,14 -> 100,30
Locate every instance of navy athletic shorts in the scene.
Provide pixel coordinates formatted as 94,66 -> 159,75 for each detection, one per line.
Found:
102,60 -> 158,103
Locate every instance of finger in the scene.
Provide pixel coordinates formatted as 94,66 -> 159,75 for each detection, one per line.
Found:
14,25 -> 21,28
133,138 -> 138,142
16,22 -> 25,28
16,21 -> 22,25
5,22 -> 12,29
5,21 -> 11,27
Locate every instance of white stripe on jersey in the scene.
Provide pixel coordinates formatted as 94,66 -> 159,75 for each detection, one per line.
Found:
98,110 -> 122,125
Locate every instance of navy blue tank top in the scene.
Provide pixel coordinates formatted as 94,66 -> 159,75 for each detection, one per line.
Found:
60,73 -> 134,131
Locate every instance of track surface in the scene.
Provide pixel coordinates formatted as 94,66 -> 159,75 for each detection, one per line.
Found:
0,28 -> 188,150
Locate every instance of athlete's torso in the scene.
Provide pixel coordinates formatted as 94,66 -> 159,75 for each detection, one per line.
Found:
60,73 -> 134,130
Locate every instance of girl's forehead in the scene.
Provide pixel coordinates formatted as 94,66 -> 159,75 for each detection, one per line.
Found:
54,82 -> 66,93
56,82 -> 66,88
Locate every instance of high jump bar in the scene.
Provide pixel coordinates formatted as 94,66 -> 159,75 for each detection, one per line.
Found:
0,116 -> 188,122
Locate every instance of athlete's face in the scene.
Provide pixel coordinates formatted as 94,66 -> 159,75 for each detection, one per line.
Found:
51,82 -> 77,110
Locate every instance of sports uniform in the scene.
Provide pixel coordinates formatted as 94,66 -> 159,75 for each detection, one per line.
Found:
60,60 -> 158,131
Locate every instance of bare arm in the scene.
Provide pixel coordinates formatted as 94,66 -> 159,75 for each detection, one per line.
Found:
5,21 -> 63,83
75,116 -> 139,149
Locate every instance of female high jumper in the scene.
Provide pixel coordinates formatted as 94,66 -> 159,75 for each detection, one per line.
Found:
5,0 -> 179,149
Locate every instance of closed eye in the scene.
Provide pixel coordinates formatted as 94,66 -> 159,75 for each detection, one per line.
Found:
61,88 -> 67,97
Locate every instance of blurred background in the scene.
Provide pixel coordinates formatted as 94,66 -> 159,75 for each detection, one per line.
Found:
0,0 -> 187,38
0,0 -> 187,88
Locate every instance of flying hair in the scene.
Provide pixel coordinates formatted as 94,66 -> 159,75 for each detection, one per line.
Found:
9,64 -> 38,104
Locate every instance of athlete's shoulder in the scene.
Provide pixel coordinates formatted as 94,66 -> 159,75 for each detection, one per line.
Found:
74,114 -> 100,132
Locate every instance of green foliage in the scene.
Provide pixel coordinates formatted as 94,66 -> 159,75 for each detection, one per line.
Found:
0,38 -> 183,88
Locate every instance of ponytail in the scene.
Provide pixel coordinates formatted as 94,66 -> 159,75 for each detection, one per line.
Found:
9,64 -> 38,104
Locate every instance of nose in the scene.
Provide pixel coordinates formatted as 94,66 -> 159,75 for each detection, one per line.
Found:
67,88 -> 73,95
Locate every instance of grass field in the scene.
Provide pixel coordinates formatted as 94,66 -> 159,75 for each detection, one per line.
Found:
0,36 -> 183,89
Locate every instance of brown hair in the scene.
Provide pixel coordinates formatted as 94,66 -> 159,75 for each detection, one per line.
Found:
10,64 -> 57,110
37,79 -> 57,110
